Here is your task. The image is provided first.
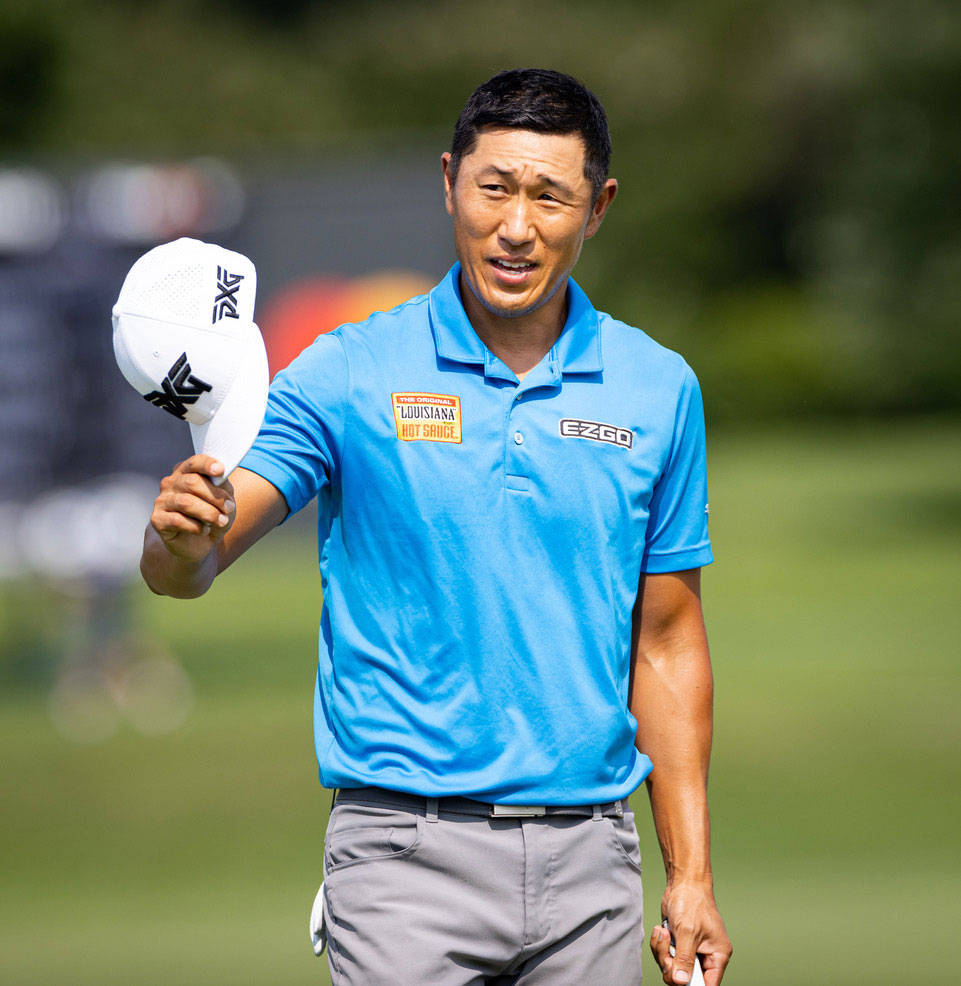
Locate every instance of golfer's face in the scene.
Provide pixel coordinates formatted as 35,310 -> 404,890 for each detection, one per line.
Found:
443,128 -> 608,322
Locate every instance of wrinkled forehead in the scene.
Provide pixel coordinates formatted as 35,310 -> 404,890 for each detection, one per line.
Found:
462,127 -> 591,187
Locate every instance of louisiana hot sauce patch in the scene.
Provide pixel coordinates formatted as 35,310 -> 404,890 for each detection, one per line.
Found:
391,392 -> 462,443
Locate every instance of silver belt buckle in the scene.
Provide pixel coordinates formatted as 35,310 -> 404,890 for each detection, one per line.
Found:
491,804 -> 547,817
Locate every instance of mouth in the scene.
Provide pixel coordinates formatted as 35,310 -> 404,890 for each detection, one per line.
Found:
488,258 -> 537,282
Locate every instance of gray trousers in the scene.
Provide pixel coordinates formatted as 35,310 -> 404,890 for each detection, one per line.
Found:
317,789 -> 645,985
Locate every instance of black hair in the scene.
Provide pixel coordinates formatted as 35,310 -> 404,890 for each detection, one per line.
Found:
448,68 -> 612,200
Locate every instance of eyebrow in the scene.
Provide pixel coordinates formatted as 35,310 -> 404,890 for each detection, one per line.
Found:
483,165 -> 576,199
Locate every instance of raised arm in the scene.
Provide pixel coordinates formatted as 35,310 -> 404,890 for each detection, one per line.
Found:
630,568 -> 732,985
141,454 -> 288,598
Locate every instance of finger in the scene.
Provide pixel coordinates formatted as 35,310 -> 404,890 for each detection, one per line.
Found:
211,475 -> 236,521
172,470 -> 235,513
650,925 -> 674,981
156,491 -> 231,530
161,466 -> 232,508
152,510 -> 208,540
700,946 -> 733,986
162,489 -> 230,527
175,454 -> 226,480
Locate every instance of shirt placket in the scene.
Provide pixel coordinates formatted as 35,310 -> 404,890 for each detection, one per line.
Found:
488,351 -> 561,494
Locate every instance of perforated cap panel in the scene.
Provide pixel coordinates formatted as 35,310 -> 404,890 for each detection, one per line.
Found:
114,237 -> 256,332
136,263 -> 209,328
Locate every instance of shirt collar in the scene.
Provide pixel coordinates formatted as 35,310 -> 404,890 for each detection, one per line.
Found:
428,264 -> 604,377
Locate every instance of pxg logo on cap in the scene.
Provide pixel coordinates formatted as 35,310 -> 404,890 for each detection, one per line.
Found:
112,237 -> 269,479
143,351 -> 213,420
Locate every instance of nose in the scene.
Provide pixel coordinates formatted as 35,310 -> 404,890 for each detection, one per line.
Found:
498,197 -> 534,246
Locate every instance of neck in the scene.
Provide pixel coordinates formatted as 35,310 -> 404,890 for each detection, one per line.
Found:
460,274 -> 568,380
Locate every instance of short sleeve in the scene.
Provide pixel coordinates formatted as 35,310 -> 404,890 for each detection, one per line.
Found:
640,364 -> 713,572
238,331 -> 349,517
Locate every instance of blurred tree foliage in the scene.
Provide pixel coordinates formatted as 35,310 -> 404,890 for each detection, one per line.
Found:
0,8 -> 62,146
7,0 -> 960,420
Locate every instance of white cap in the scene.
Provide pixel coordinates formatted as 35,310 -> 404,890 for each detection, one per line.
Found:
112,237 -> 269,480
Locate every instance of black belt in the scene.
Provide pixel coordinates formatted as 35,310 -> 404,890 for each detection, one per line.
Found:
335,786 -> 625,819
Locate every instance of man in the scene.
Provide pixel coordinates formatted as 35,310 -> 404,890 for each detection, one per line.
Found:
141,69 -> 732,985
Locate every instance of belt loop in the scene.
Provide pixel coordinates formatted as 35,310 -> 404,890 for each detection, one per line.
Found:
329,788 -> 338,814
426,797 -> 439,823
592,803 -> 602,821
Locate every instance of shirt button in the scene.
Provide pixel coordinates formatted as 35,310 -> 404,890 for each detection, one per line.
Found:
513,431 -> 524,445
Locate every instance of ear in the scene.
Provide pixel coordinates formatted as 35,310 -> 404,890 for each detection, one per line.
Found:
584,178 -> 618,240
441,152 -> 455,216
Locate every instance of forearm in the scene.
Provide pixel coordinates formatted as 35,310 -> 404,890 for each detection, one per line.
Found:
140,526 -> 219,598
632,571 -> 732,982
632,640 -> 714,886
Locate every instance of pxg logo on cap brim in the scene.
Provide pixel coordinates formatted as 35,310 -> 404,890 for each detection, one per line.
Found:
112,237 -> 269,481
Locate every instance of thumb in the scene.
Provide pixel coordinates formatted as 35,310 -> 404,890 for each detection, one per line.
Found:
671,928 -> 697,985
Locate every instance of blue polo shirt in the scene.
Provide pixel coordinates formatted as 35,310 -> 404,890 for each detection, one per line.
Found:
240,264 -> 712,804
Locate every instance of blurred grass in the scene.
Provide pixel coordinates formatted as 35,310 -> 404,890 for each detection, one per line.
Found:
1,416 -> 959,984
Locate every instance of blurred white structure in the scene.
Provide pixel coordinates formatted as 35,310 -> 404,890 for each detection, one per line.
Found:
0,169 -> 66,254
18,474 -> 155,586
79,158 -> 244,245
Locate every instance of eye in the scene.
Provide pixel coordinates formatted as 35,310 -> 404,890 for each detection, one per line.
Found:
482,183 -> 505,193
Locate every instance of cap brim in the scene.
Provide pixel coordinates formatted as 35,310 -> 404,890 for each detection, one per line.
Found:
188,321 -> 269,482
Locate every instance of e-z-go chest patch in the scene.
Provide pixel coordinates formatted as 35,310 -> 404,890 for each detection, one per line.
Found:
391,392 -> 462,443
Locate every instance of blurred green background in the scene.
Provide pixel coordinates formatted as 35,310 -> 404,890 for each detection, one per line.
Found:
3,0 -> 960,422
1,1 -> 959,983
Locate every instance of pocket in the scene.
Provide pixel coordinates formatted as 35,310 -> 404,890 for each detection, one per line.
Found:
606,811 -> 643,874
324,804 -> 423,874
